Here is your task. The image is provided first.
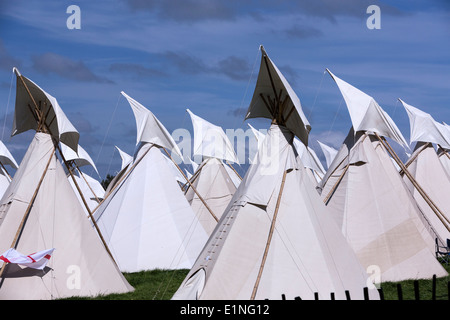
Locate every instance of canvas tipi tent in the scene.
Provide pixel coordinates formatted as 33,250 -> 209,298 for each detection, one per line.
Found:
93,92 -> 209,272
184,109 -> 241,235
0,68 -> 133,299
400,99 -> 450,246
173,46 -> 379,300
317,69 -> 447,283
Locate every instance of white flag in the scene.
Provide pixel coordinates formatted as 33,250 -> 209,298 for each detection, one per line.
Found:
0,248 -> 55,270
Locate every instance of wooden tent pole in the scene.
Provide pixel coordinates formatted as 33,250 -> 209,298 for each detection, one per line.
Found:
17,75 -> 42,125
437,144 -> 450,161
0,145 -> 55,279
320,133 -> 369,201
374,133 -> 450,231
182,159 -> 209,191
399,142 -> 430,176
323,164 -> 349,204
225,161 -> 242,181
55,137 -> 117,264
75,164 -> 101,204
163,148 -> 219,222
251,168 -> 288,300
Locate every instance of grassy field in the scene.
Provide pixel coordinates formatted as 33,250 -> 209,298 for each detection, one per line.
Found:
66,263 -> 450,300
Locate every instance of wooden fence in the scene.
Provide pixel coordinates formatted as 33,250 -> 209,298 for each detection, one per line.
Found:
277,275 -> 450,300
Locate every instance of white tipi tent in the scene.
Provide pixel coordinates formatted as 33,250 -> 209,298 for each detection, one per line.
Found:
93,92 -> 209,272
317,69 -> 447,283
400,99 -> 450,246
184,109 -> 241,235
0,68 -> 133,299
172,46 -> 379,300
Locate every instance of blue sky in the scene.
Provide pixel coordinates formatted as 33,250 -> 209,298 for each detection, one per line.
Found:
0,0 -> 449,179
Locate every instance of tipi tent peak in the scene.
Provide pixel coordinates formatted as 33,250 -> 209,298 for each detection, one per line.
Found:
325,68 -> 409,150
12,67 -> 79,153
246,45 -> 311,146
400,98 -> 450,150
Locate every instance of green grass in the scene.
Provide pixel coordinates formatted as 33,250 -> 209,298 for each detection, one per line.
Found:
380,263 -> 450,300
65,263 -> 450,300
64,268 -> 190,300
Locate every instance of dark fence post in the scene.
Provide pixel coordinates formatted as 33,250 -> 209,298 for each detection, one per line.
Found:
432,274 -> 436,300
314,292 -> 319,300
377,287 -> 384,300
414,280 -> 420,300
363,287 -> 369,300
397,284 -> 403,301
345,290 -> 351,300
281,294 -> 286,300
448,281 -> 450,300
330,292 -> 335,300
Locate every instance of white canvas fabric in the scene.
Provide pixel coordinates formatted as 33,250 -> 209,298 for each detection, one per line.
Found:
222,162 -> 242,188
60,142 -> 99,175
185,157 -> 237,236
437,123 -> 450,176
0,141 -> 17,201
249,124 -> 324,184
162,153 -> 187,185
403,143 -> 450,246
103,147 -> 133,194
60,142 -> 104,214
116,146 -> 133,171
184,110 -> 241,233
317,131 -> 447,282
121,91 -> 182,157
317,140 -> 338,170
173,125 -> 379,300
0,141 -> 18,170
326,69 -> 409,149
438,148 -> 450,179
400,99 -> 450,149
68,170 -> 105,215
93,143 -> 209,272
246,46 -> 311,146
292,138 -> 326,184
399,100 -> 450,244
0,133 -> 133,299
12,68 -> 79,153
187,109 -> 238,164
0,169 -> 11,201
